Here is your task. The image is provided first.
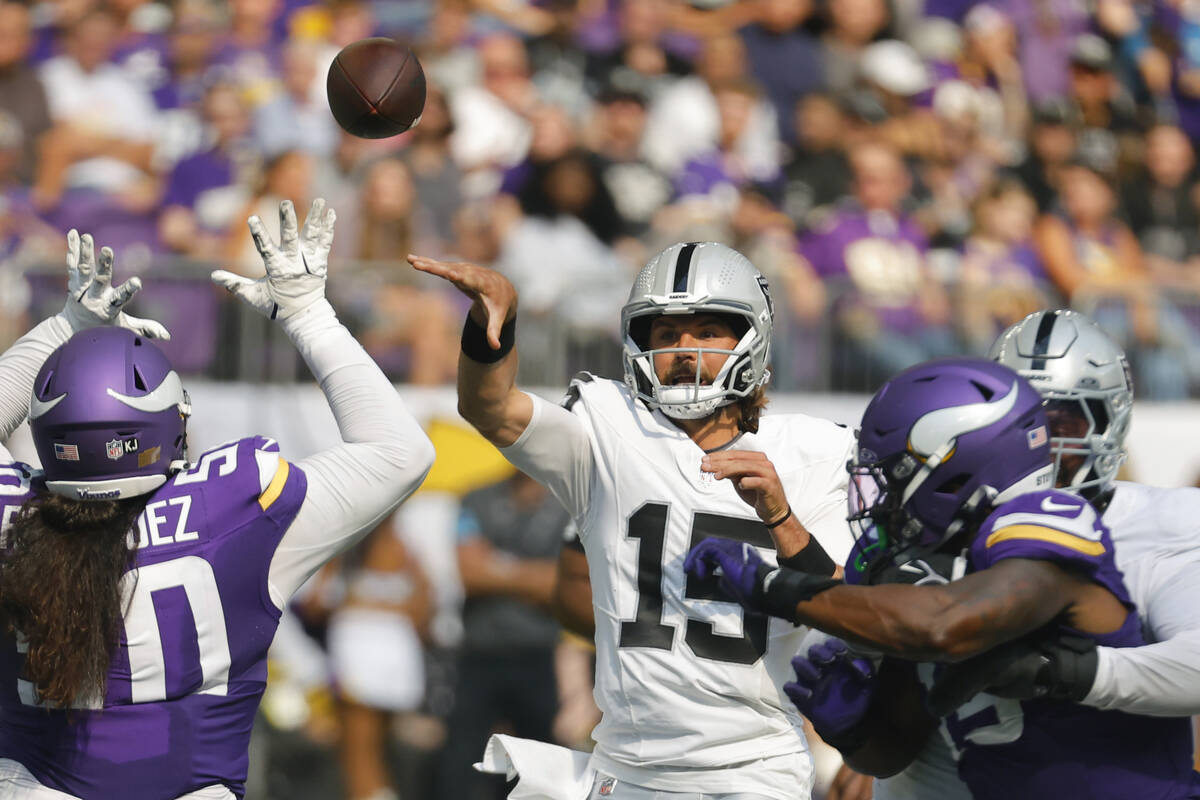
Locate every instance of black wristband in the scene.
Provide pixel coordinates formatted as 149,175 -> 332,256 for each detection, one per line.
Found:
754,565 -> 841,622
778,535 -> 837,576
764,506 -> 792,529
461,315 -> 515,364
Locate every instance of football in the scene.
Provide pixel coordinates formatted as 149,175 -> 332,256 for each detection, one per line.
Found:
326,38 -> 426,139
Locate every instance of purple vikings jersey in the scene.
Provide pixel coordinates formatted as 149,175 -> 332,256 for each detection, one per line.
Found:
0,436 -> 307,799
944,488 -> 1197,800
797,207 -> 929,334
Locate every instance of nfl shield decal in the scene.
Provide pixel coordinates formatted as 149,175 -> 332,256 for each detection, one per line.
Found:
106,439 -> 124,460
598,777 -> 616,796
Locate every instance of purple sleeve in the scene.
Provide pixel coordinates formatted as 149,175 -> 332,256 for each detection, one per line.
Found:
971,490 -> 1110,576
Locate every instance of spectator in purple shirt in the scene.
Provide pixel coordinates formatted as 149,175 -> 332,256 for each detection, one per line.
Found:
159,81 -> 255,257
798,140 -> 957,390
584,0 -> 693,101
212,0 -> 287,102
956,178 -> 1053,352
149,0 -> 223,113
676,78 -> 781,211
1001,0 -> 1091,104
739,0 -> 825,144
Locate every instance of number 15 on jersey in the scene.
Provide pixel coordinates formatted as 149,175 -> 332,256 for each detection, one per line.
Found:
619,502 -> 777,665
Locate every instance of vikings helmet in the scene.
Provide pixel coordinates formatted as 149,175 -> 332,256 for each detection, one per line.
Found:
30,327 -> 190,501
848,358 -> 1054,553
621,242 -> 772,419
989,309 -> 1131,502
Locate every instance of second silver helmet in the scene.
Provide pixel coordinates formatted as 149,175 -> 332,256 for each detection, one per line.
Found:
989,309 -> 1132,500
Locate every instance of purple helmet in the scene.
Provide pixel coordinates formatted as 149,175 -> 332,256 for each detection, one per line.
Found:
848,358 -> 1053,553
30,327 -> 190,501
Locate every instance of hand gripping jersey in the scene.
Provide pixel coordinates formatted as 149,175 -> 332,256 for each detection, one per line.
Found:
935,488 -> 1196,800
0,437 -> 307,800
502,375 -> 856,797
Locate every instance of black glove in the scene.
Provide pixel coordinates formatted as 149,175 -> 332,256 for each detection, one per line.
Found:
927,633 -> 1099,717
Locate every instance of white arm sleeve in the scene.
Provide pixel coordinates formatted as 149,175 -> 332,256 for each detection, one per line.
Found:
266,300 -> 435,605
499,393 -> 595,521
1084,556 -> 1200,716
0,315 -> 73,441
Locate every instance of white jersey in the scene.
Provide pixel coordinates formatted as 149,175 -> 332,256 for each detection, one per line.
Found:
874,480 -> 1200,800
502,375 -> 856,798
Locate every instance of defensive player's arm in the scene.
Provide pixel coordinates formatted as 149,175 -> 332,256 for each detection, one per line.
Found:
0,230 -> 168,440
790,558 -> 1087,662
213,200 -> 435,604
267,300 -> 434,601
1085,556 -> 1200,715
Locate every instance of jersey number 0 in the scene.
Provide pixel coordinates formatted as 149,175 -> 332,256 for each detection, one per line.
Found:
619,502 -> 775,665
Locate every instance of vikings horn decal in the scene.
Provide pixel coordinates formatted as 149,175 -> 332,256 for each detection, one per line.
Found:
106,371 -> 186,413
907,379 -> 1020,458
29,392 -> 67,420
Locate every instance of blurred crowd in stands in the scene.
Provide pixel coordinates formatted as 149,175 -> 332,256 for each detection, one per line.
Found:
6,0 -> 1200,394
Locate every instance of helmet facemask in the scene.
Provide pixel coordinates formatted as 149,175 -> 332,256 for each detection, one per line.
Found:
1043,390 -> 1130,500
623,314 -> 769,420
989,309 -> 1133,503
620,241 -> 774,422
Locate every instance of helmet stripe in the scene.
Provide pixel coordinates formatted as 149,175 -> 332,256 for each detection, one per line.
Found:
672,242 -> 698,293
1031,310 -> 1056,370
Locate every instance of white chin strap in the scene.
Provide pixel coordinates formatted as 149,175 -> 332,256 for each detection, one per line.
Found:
46,473 -> 167,501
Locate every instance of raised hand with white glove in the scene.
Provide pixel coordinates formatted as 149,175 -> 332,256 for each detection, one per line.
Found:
0,228 -> 169,442
211,198 -> 335,321
61,229 -> 170,339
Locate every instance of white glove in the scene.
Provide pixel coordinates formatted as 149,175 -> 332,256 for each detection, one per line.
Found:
212,198 -> 335,320
60,229 -> 171,340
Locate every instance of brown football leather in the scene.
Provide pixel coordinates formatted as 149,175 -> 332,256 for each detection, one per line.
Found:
326,38 -> 426,139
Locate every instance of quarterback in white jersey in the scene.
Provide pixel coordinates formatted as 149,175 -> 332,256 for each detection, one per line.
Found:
871,309 -> 1200,800
411,242 -> 855,799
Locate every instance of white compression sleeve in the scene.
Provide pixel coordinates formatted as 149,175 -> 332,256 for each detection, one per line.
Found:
1085,557 -> 1200,716
266,300 -> 435,606
0,315 -> 73,442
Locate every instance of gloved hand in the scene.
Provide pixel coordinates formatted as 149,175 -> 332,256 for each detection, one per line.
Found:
684,537 -> 772,610
927,633 -> 1098,717
784,639 -> 876,752
685,537 -> 841,620
212,198 -> 335,320
60,229 -> 170,339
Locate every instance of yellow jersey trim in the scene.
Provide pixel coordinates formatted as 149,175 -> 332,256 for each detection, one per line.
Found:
985,524 -> 1105,556
258,460 -> 290,510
